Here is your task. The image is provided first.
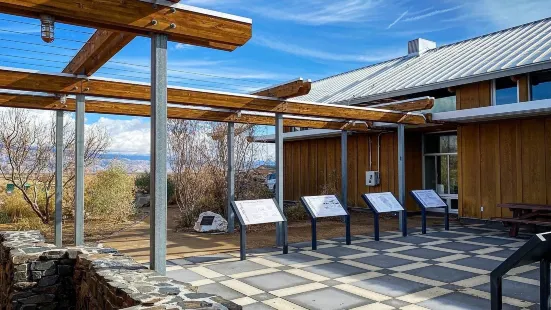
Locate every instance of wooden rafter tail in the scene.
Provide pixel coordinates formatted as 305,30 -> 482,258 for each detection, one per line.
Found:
253,79 -> 313,99
369,97 -> 435,112
0,0 -> 252,49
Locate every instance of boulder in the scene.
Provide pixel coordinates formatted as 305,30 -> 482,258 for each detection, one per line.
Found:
193,212 -> 227,233
134,194 -> 150,208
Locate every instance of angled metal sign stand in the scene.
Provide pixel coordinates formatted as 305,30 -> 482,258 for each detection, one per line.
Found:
231,199 -> 288,260
300,195 -> 351,250
491,231 -> 551,310
410,189 -> 450,234
361,192 -> 407,241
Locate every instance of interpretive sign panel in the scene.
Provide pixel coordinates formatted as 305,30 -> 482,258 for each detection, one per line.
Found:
233,199 -> 284,225
411,190 -> 447,209
302,195 -> 347,218
363,192 -> 404,213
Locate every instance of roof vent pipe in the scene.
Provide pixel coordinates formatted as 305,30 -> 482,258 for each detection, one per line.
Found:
407,38 -> 436,57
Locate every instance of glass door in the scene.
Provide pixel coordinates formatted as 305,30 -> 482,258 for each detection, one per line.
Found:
423,133 -> 458,214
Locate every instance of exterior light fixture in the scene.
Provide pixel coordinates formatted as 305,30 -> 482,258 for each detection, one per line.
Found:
40,14 -> 55,43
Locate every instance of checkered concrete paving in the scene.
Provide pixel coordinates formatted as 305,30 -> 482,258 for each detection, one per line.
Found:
165,224 -> 549,309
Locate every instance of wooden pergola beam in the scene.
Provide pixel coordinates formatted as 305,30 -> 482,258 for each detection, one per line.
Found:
0,92 -> 373,131
252,78 -> 312,99
364,97 -> 435,112
0,0 -> 252,50
63,30 -> 135,75
0,68 -> 426,124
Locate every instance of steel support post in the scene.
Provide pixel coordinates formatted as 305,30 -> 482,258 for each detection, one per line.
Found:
150,33 -> 168,275
397,124 -> 406,235
55,110 -> 63,247
74,95 -> 85,246
275,113 -> 284,246
341,131 -> 348,210
227,123 -> 235,233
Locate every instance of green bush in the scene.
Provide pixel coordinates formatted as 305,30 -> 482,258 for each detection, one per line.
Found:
85,164 -> 135,222
135,171 -> 175,202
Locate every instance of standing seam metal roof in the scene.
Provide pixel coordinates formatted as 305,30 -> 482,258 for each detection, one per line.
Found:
297,18 -> 551,105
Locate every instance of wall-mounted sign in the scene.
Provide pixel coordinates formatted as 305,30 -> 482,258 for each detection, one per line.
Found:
233,199 -> 284,225
411,190 -> 447,209
363,192 -> 404,213
302,195 -> 347,218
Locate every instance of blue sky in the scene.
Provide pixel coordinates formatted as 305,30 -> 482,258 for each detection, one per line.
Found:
1,0 -> 550,156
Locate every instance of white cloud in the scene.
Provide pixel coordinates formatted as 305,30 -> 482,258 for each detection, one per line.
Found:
93,117 -> 150,155
450,0 -> 551,29
174,43 -> 194,50
247,0 -> 384,25
387,10 -> 408,29
403,5 -> 463,22
254,36 -> 403,63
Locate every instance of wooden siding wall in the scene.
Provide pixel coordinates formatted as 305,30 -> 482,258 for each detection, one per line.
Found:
456,81 -> 491,110
458,118 -> 551,219
457,76 -> 551,219
283,132 -> 423,211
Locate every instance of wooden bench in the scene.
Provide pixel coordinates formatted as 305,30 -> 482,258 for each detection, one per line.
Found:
494,203 -> 551,237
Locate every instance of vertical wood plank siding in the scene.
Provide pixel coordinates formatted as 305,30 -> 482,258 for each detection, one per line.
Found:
457,77 -> 551,219
283,132 -> 423,211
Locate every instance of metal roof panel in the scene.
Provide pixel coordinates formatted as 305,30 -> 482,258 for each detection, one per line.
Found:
297,18 -> 551,105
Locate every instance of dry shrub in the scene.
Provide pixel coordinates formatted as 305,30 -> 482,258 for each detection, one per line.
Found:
169,121 -> 272,228
0,190 -> 46,222
84,163 -> 135,222
13,217 -> 47,231
285,202 -> 309,222
319,170 -> 339,195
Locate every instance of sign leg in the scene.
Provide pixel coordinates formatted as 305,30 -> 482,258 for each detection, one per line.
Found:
345,214 -> 351,245
402,210 -> 408,237
240,224 -> 247,261
445,204 -> 450,231
422,208 -> 427,234
541,259 -> 550,310
282,220 -> 289,254
311,218 -> 317,250
374,213 -> 380,241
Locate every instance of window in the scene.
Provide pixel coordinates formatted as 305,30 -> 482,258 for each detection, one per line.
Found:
423,132 -> 458,214
493,77 -> 518,105
424,134 -> 457,154
404,88 -> 457,113
429,95 -> 456,113
530,70 -> 551,101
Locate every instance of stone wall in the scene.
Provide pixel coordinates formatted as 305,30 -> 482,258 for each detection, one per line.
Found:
0,231 -> 240,310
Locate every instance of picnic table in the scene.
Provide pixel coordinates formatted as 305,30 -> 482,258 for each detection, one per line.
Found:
493,203 -> 551,237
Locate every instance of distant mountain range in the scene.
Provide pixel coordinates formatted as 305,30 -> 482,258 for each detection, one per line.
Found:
92,154 -> 275,173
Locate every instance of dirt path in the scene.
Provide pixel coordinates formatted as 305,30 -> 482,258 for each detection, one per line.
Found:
102,207 -> 448,263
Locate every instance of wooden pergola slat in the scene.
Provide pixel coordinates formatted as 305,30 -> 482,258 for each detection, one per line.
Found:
0,92 -> 373,131
0,0 -> 252,50
63,30 -> 135,75
0,67 -> 427,124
